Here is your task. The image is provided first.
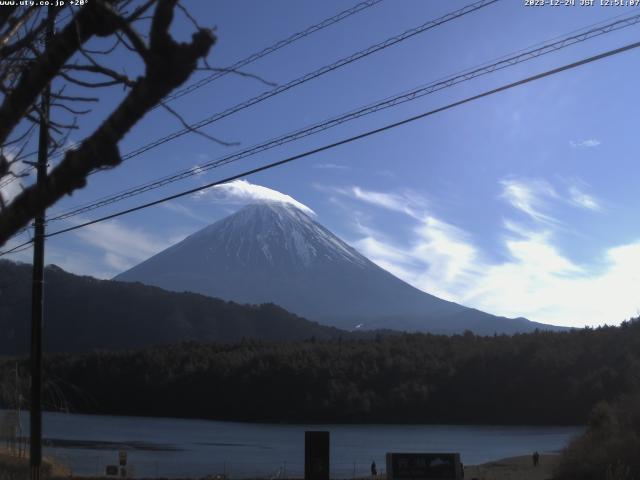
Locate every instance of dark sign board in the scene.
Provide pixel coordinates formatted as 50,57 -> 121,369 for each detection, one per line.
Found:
386,453 -> 462,480
105,465 -> 119,476
305,431 -> 329,480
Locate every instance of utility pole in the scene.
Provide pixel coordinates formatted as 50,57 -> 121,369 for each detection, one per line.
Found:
30,7 -> 54,480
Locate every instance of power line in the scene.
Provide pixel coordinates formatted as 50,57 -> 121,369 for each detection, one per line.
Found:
45,10 -> 640,223
0,166 -> 32,189
158,0 -> 385,107
0,1 -> 385,187
43,0 -> 502,219
113,0 -> 498,162
11,38 -> 635,247
0,239 -> 33,256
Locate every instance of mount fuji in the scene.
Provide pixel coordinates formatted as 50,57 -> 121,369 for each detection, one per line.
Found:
115,202 -> 560,334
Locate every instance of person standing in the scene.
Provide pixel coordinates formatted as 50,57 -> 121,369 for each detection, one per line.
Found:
371,461 -> 377,477
532,451 -> 540,467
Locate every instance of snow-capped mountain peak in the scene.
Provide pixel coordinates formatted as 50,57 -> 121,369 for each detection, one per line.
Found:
115,202 -> 550,335
185,202 -> 367,269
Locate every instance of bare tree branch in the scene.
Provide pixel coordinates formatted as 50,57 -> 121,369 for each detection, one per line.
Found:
59,70 -> 130,89
116,18 -> 149,58
125,0 -> 157,23
0,6 -> 19,33
0,10 -> 50,60
196,65 -> 277,87
0,7 -> 35,49
0,1 -> 122,145
81,37 -> 120,56
0,0 -> 216,244
50,93 -> 99,103
1,122 -> 37,148
160,101 -> 238,147
51,102 -> 92,116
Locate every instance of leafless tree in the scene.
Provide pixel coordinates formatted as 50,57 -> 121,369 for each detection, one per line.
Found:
0,0 -> 217,246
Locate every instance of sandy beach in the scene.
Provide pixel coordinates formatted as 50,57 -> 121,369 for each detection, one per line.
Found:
465,454 -> 559,480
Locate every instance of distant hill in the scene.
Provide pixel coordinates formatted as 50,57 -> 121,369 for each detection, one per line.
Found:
116,202 -> 563,335
0,260 -> 346,355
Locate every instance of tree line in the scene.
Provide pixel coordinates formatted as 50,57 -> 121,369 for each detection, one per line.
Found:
2,319 -> 639,425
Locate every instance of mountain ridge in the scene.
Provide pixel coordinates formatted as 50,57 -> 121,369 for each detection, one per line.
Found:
0,259 -> 346,354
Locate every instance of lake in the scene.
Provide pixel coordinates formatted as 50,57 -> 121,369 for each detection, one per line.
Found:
9,411 -> 583,478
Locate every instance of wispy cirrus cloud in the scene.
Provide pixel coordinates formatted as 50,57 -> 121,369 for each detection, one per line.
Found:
332,180 -> 636,327
500,178 -> 558,224
161,202 -> 213,224
568,185 -> 601,211
72,219 -> 180,275
500,177 -> 603,221
332,185 -> 478,301
331,185 -> 428,220
352,210 -> 479,302
570,139 -> 601,148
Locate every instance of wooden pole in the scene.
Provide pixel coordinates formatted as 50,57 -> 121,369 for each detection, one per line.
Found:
30,7 -> 53,480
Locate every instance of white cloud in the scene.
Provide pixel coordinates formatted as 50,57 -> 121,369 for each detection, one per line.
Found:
500,178 -> 558,223
462,234 -> 640,327
570,139 -> 601,148
412,217 -> 477,283
335,186 -> 427,220
500,177 -> 601,219
354,232 -> 419,271
353,214 -> 477,303
46,248 -> 120,280
196,179 -> 314,215
161,202 -> 213,224
190,165 -> 207,177
568,185 -> 601,211
72,219 -> 177,275
337,182 -> 639,328
1,235 -> 122,280
0,156 -> 32,207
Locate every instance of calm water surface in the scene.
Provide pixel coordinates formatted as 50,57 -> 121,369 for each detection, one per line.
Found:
16,411 -> 582,478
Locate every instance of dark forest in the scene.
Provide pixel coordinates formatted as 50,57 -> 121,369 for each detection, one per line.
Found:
2,319 -> 639,425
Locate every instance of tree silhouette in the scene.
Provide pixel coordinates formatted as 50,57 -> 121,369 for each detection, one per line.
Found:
0,0 -> 216,246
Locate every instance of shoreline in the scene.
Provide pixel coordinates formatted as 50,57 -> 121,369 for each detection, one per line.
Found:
27,408 -> 586,427
466,454 -> 560,480
0,449 -> 561,480
5,406 -> 586,429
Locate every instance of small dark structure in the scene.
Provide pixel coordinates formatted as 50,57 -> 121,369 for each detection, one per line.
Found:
386,453 -> 463,480
305,431 -> 330,480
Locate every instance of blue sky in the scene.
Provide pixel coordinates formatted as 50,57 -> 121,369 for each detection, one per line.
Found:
4,0 -> 640,328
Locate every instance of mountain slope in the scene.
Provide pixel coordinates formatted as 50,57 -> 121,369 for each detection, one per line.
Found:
0,259 -> 345,355
116,203 -> 559,334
